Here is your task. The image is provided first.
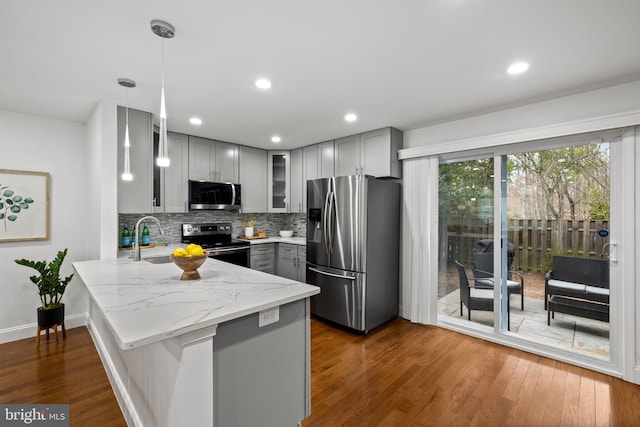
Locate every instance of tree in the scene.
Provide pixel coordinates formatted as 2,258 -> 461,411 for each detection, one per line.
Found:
508,144 -> 609,220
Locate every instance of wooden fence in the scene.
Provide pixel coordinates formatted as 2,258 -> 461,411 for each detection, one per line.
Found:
446,218 -> 610,273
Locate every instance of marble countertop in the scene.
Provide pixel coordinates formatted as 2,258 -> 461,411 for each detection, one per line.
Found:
73,256 -> 319,350
244,236 -> 306,245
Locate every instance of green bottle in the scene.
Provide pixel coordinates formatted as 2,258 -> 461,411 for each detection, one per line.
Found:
142,223 -> 150,246
131,227 -> 136,247
121,225 -> 131,247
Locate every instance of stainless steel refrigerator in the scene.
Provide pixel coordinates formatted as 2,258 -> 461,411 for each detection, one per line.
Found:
306,175 -> 400,333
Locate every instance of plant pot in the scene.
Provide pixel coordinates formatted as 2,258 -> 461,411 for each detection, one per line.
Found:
37,304 -> 65,328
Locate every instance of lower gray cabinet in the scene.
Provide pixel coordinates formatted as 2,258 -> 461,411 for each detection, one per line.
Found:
213,299 -> 309,426
250,244 -> 274,274
277,243 -> 306,282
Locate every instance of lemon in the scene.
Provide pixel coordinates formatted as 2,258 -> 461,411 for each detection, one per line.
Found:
186,243 -> 198,253
188,245 -> 204,256
172,247 -> 187,257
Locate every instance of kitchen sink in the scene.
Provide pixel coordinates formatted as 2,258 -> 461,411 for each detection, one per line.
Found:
144,255 -> 172,264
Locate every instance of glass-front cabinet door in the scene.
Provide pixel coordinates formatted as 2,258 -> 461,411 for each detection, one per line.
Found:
267,151 -> 290,212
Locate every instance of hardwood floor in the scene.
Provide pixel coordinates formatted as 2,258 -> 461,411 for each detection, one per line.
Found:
0,326 -> 126,427
2,320 -> 640,426
302,317 -> 640,427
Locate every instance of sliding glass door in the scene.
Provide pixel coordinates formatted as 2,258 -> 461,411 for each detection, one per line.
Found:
437,131 -> 620,364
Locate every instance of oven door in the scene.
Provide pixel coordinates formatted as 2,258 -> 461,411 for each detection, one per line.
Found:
207,246 -> 250,267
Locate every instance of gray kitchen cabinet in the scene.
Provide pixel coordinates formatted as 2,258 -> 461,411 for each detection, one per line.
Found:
290,148 -> 303,213
161,132 -> 189,213
277,243 -> 306,282
301,141 -> 334,211
334,127 -> 402,178
250,243 -> 274,274
215,140 -> 240,183
213,299 -> 309,427
267,151 -> 290,212
334,133 -> 361,177
318,140 -> 335,178
188,136 -> 213,181
239,146 -> 267,213
188,136 -> 239,183
296,246 -> 306,282
117,107 -> 153,213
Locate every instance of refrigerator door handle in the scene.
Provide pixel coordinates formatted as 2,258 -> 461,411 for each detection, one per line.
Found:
327,191 -> 335,256
323,191 -> 331,255
308,266 -> 357,281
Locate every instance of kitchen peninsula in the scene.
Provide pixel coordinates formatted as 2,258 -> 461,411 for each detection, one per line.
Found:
73,254 -> 319,427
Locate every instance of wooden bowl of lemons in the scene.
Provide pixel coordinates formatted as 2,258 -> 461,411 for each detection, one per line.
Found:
171,244 -> 208,280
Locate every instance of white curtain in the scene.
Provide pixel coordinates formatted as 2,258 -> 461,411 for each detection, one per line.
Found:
401,156 -> 438,324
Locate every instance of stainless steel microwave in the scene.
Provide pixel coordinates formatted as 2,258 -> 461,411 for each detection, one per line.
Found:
188,180 -> 241,210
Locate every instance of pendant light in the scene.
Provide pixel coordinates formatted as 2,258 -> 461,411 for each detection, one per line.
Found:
118,78 -> 136,181
151,19 -> 175,167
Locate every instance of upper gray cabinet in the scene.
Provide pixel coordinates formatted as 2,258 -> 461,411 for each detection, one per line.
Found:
239,146 -> 268,213
290,148 -> 303,213
216,140 -> 240,183
317,140 -> 335,178
117,107 -> 153,214
300,141 -> 334,211
334,134 -> 361,177
335,127 -> 402,178
188,136 -> 239,183
161,132 -> 189,213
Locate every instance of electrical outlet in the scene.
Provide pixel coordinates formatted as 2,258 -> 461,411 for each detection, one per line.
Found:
258,307 -> 279,327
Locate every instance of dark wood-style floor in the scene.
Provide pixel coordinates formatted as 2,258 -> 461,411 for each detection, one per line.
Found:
2,319 -> 640,426
0,327 -> 126,426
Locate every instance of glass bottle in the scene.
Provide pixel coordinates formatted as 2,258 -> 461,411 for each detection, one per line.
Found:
121,225 -> 131,248
142,223 -> 150,246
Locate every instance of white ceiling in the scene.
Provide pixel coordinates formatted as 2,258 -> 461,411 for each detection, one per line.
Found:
3,1 -> 640,150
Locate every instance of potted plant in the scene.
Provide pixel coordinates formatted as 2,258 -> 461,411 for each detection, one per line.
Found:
15,248 -> 74,328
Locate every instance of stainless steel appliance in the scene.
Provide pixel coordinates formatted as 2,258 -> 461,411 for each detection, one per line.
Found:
181,222 -> 250,267
188,180 -> 241,210
306,175 -> 400,333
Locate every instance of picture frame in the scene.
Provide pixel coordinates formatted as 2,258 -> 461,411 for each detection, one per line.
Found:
0,169 -> 50,242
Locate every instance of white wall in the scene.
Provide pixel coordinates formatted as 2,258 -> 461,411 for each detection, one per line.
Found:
404,80 -> 640,149
86,101 -> 118,260
0,110 -> 90,343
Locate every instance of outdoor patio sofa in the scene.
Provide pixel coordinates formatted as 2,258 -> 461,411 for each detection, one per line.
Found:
545,255 -> 609,324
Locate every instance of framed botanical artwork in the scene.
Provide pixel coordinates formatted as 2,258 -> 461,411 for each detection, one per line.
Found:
0,169 -> 50,242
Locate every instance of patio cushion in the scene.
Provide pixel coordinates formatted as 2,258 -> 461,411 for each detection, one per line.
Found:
547,279 -> 586,292
476,278 -> 520,288
470,288 -> 494,299
585,285 -> 609,296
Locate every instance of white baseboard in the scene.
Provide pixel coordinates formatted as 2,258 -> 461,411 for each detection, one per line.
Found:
0,312 -> 88,344
634,367 -> 640,385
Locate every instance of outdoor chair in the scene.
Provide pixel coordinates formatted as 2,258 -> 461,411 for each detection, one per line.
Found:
455,260 -> 510,331
472,252 -> 525,310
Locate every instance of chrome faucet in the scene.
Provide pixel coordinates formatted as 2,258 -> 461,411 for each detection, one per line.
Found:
132,216 -> 167,261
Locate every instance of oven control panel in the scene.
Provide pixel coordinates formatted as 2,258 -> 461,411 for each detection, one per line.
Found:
182,222 -> 232,237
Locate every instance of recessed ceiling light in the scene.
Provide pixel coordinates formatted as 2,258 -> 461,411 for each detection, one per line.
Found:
255,79 -> 272,89
507,62 -> 529,75
271,136 -> 281,143
345,113 -> 357,122
190,117 -> 202,125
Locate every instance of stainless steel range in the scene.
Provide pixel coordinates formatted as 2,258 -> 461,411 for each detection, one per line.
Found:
181,222 -> 250,267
